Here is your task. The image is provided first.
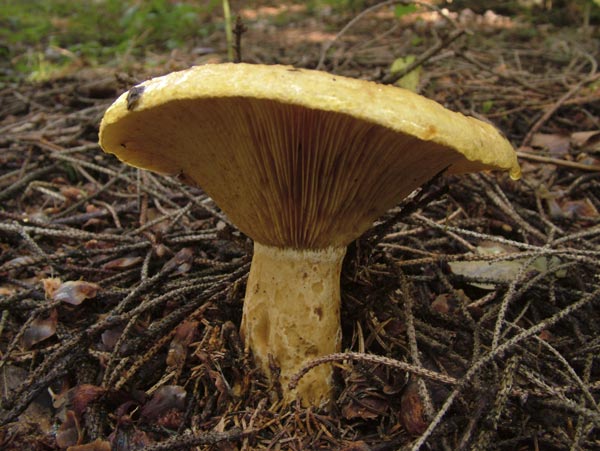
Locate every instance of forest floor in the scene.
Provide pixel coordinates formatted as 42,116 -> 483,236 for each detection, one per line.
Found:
1,2 -> 600,450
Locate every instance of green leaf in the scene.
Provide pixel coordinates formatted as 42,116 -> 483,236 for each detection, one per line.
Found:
482,100 -> 494,114
410,36 -> 422,46
390,55 -> 421,92
448,242 -> 567,290
394,4 -> 417,18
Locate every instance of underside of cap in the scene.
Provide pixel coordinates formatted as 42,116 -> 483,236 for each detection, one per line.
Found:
99,63 -> 520,249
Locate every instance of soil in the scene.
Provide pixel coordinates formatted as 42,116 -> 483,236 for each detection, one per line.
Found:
1,3 -> 599,450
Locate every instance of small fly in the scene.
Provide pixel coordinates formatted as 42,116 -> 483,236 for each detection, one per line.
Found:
126,85 -> 145,110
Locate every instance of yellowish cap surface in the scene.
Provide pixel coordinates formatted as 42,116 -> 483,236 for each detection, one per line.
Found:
100,63 -> 520,249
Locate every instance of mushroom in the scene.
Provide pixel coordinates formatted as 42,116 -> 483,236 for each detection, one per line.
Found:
99,63 -> 520,406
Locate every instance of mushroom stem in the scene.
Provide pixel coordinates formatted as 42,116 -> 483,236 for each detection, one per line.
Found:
241,242 -> 346,406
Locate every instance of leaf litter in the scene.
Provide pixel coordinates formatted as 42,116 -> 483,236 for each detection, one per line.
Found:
1,3 -> 600,450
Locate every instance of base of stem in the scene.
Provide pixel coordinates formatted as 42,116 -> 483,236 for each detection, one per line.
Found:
241,242 -> 346,406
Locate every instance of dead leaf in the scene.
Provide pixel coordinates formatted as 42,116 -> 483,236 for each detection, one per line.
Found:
67,438 -> 112,451
69,384 -> 107,415
575,154 -> 600,167
558,198 -> 599,219
83,218 -> 108,229
56,410 -> 83,448
109,427 -> 152,451
60,186 -> 86,201
0,285 -> 17,296
85,204 -> 103,214
400,381 -> 428,435
531,133 -> 570,157
154,243 -> 170,258
339,441 -> 371,451
139,385 -> 186,421
42,277 -> 62,298
342,394 -> 387,420
448,241 -> 566,289
145,207 -> 171,235
166,320 -> 198,367
431,292 -> 464,315
53,280 -> 100,305
22,309 -> 58,349
571,130 -> 600,152
163,247 -> 193,274
0,365 -> 54,435
155,409 -> 184,429
539,330 -> 554,342
102,256 -> 143,270
84,240 -> 113,250
100,327 -> 122,351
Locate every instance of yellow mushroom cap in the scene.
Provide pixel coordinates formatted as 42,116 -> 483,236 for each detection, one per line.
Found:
99,63 -> 520,249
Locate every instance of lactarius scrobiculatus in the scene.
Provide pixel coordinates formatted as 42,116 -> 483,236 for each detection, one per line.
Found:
99,63 -> 521,406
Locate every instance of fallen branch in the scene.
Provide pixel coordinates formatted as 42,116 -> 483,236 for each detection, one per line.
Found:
381,28 -> 466,84
289,351 -> 458,390
316,0 -> 459,71
521,72 -> 600,148
517,149 -> 600,172
139,428 -> 249,450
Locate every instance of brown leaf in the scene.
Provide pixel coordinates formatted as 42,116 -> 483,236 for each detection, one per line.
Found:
0,285 -> 16,296
102,256 -> 143,270
109,427 -> 152,451
400,381 -> 428,435
571,130 -> 600,152
85,204 -> 103,214
82,218 -> 108,229
84,240 -> 113,250
155,409 -> 184,429
166,320 -> 198,367
1,365 -> 54,435
22,309 -> 58,349
342,393 -> 388,420
431,293 -> 462,315
69,384 -> 106,415
383,317 -> 405,336
339,441 -> 371,451
166,344 -> 188,372
53,280 -> 100,305
60,186 -> 86,201
531,133 -> 570,156
67,438 -> 112,451
576,154 -> 600,167
56,410 -> 82,448
553,198 -> 599,219
154,243 -> 170,258
538,330 -> 554,342
140,385 -> 186,421
100,327 -> 124,351
163,247 -> 194,274
99,323 -> 143,354
145,207 -> 171,235
209,368 -> 231,400
42,277 -> 62,299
